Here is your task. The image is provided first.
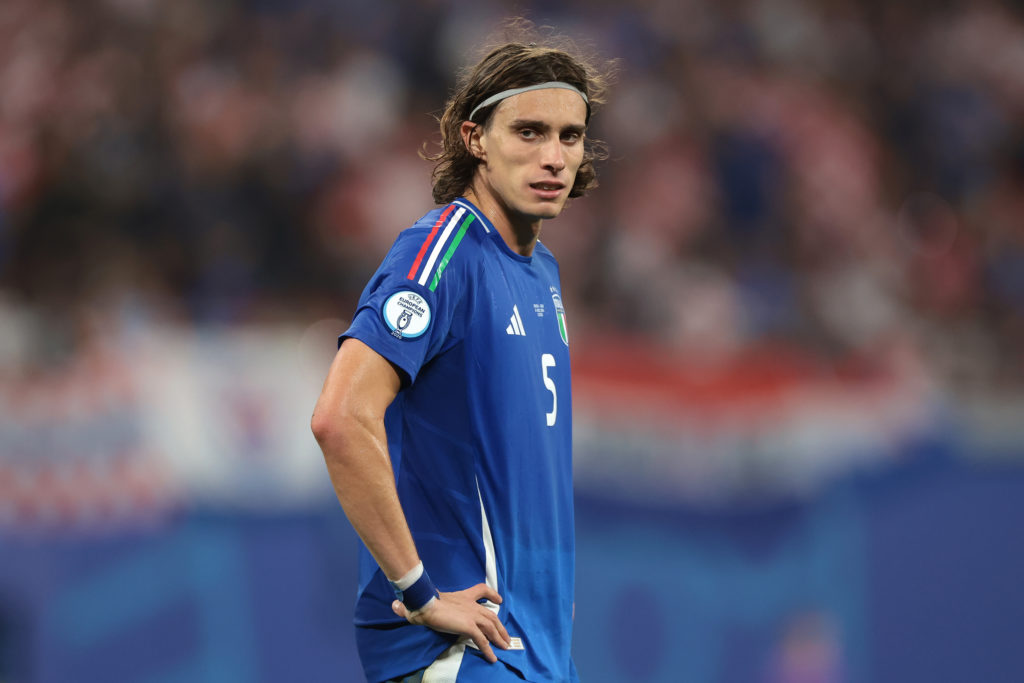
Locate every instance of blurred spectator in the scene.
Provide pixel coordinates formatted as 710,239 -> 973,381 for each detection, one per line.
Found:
0,0 -> 1022,391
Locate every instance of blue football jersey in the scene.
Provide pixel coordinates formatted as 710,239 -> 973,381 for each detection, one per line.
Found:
340,198 -> 577,683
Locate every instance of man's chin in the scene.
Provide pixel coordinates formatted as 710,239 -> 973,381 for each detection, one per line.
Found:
527,200 -> 566,221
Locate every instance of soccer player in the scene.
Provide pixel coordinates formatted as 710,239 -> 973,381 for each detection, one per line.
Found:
311,30 -> 610,682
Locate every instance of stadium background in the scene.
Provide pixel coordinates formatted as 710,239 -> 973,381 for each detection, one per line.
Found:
1,0 -> 1023,681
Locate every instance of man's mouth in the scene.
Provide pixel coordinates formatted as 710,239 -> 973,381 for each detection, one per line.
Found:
530,182 -> 565,192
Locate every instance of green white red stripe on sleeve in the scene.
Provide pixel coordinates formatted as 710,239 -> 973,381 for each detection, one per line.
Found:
406,203 -> 476,292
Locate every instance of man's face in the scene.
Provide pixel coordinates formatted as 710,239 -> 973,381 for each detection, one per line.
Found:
473,87 -> 588,224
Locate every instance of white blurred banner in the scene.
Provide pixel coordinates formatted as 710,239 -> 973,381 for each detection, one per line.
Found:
0,317 -> 341,528
6,314 -> 1015,528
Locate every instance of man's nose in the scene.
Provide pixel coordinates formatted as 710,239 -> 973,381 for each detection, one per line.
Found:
541,138 -> 566,172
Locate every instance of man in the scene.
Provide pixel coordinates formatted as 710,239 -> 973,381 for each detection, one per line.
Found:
311,33 -> 610,682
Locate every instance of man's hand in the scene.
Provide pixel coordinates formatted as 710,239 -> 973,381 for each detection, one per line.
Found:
392,583 -> 511,663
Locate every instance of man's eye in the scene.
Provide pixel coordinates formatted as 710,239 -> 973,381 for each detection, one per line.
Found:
519,129 -> 538,139
562,132 -> 581,143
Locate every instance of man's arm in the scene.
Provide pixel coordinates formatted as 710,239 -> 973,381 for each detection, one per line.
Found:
310,338 -> 511,662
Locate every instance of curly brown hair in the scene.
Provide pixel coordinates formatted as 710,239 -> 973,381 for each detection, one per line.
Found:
423,23 -> 615,205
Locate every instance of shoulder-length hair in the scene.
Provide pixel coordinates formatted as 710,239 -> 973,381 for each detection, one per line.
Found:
423,27 -> 614,205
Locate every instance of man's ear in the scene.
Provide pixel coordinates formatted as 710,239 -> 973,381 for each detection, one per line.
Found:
460,121 -> 485,160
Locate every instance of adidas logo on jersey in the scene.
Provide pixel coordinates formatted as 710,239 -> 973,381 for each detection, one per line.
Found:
506,305 -> 526,336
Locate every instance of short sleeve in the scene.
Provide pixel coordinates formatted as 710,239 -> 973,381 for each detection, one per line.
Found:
340,227 -> 468,386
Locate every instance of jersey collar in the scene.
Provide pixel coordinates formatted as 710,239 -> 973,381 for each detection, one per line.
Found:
453,196 -> 536,263
453,197 -> 492,234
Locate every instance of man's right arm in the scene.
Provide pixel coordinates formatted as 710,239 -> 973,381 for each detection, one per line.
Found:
310,338 -> 510,662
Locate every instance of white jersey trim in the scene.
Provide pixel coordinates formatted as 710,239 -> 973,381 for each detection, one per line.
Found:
477,478 -> 500,614
453,199 -> 489,233
458,479 -> 507,657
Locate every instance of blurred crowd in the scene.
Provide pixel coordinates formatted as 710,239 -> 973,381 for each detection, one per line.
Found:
1,0 -> 1023,394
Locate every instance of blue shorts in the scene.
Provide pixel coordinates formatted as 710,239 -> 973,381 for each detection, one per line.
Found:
386,644 -> 524,682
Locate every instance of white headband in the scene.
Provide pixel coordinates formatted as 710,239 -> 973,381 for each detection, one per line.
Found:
468,81 -> 589,122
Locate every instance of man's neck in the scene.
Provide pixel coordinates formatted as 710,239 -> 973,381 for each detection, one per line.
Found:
463,188 -> 540,257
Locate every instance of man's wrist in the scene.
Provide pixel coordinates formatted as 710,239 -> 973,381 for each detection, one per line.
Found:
389,561 -> 439,612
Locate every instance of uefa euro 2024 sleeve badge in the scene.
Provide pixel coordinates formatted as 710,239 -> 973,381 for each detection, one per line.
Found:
551,288 -> 568,346
383,290 -> 432,340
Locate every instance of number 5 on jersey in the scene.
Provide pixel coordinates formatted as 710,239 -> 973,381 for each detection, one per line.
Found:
541,354 -> 557,427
